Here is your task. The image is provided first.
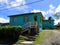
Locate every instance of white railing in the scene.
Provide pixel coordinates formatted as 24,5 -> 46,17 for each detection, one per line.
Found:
29,22 -> 37,28
22,22 -> 38,30
21,22 -> 38,33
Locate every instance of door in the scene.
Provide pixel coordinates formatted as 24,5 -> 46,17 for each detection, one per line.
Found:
34,16 -> 37,21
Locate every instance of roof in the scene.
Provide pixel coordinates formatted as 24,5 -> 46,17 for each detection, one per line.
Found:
8,12 -> 42,17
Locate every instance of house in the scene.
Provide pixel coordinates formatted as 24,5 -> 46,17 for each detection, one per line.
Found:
0,23 -> 9,26
42,20 -> 54,29
9,12 -> 43,35
8,12 -> 54,35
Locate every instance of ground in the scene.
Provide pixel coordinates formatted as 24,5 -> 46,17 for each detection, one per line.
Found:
14,29 -> 60,45
33,30 -> 60,45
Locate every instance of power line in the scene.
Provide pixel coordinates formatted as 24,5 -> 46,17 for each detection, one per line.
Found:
0,0 -> 43,11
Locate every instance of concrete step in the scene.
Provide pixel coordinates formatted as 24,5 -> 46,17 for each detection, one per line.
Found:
21,41 -> 33,45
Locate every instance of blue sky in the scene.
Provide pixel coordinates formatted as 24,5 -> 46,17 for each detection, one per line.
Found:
0,0 -> 60,25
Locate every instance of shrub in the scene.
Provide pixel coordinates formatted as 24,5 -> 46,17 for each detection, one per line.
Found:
0,26 -> 22,44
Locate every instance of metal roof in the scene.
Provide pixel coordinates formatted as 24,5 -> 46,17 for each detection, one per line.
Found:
8,12 -> 42,17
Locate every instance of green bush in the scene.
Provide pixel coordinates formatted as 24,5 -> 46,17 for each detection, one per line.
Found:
0,26 -> 22,44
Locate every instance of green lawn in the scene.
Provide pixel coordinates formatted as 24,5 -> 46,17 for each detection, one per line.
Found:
33,30 -> 53,45
14,31 -> 46,45
15,35 -> 27,44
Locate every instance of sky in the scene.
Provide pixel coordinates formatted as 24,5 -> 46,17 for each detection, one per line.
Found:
0,0 -> 60,25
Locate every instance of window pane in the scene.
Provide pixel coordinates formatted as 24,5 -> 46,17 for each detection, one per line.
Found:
24,16 -> 28,22
13,17 -> 16,22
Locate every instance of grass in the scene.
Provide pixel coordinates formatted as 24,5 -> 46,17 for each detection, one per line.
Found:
14,31 -> 47,44
15,35 -> 27,44
15,30 -> 53,45
33,31 -> 46,45
33,30 -> 53,45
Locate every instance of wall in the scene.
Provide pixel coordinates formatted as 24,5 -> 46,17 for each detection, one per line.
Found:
42,20 -> 54,29
9,13 -> 42,27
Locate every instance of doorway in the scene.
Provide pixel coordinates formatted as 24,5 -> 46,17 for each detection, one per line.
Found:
34,16 -> 37,21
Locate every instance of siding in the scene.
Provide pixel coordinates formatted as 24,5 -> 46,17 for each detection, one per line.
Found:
42,20 -> 54,29
9,13 -> 42,27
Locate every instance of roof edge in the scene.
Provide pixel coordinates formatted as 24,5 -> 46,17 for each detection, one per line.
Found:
8,12 -> 42,17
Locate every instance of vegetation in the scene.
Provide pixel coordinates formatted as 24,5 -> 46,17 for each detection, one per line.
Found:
15,35 -> 27,44
55,13 -> 60,19
0,26 -> 22,44
33,31 -> 46,45
0,23 -> 9,26
33,30 -> 53,45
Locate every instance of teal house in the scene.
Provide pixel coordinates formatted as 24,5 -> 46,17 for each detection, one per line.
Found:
42,20 -> 54,29
9,12 -> 54,34
9,12 -> 43,34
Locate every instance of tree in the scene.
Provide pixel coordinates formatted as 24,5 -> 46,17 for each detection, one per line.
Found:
58,22 -> 60,26
48,16 -> 53,20
55,13 -> 60,19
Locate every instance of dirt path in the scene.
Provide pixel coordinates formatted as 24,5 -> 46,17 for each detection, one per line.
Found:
37,30 -> 60,45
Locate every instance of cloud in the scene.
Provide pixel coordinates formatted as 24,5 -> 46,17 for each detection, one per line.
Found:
0,0 -> 8,3
0,18 -> 9,23
46,4 -> 55,14
0,0 -> 28,11
31,9 -> 40,13
16,0 -> 23,3
49,4 -> 55,9
31,4 -> 60,25
0,0 -> 8,6
55,5 -> 60,13
31,9 -> 47,16
7,0 -> 24,8
54,19 -> 60,25
31,9 -> 48,20
31,4 -> 55,16
31,4 -> 60,16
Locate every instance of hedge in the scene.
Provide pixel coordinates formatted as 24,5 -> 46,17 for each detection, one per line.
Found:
0,26 -> 22,44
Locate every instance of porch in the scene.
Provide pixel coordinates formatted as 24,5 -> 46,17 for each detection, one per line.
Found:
21,22 -> 39,36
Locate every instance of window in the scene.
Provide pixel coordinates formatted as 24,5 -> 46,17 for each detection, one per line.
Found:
13,17 -> 16,22
24,16 -> 28,22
